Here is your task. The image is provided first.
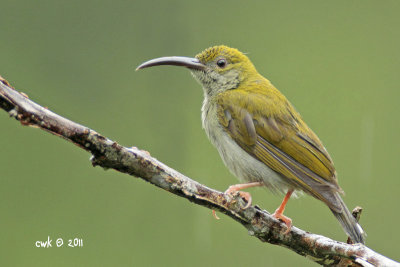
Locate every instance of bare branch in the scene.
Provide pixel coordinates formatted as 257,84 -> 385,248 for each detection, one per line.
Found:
0,76 -> 397,266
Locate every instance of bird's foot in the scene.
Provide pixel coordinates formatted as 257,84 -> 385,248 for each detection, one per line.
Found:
272,210 -> 292,234
211,190 -> 251,219
225,187 -> 253,209
225,182 -> 263,209
212,182 -> 263,219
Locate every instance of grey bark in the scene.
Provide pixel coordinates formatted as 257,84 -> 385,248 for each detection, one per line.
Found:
0,76 -> 398,266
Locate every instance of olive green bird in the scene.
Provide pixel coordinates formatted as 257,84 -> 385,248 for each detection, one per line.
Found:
137,45 -> 366,244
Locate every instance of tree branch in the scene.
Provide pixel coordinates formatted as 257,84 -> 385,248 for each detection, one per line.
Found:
0,76 -> 397,266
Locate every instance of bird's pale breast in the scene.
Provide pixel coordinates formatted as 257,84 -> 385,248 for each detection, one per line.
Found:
201,97 -> 297,195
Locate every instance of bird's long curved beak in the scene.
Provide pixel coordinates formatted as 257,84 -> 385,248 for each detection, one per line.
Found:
136,56 -> 205,71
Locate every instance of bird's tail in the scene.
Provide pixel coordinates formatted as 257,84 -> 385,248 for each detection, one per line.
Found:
330,193 -> 366,244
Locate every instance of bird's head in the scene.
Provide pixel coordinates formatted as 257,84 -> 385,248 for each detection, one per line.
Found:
137,45 -> 259,98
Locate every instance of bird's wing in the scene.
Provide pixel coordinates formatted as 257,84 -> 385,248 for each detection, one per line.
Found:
216,89 -> 342,211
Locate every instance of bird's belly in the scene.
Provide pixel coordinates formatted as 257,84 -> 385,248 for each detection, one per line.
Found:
202,103 -> 293,194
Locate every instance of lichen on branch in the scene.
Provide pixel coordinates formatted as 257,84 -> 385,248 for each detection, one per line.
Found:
0,76 -> 397,267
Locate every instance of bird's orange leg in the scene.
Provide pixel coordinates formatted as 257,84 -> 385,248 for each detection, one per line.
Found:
213,182 -> 264,219
272,189 -> 294,234
224,182 -> 264,209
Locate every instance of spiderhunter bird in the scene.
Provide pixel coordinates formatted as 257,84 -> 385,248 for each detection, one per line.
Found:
137,45 -> 366,244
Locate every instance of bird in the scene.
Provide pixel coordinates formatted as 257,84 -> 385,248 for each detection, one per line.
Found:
136,45 -> 366,244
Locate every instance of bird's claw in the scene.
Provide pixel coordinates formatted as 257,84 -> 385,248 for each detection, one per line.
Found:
212,210 -> 220,220
212,182 -> 262,219
225,187 -> 252,210
272,210 -> 292,234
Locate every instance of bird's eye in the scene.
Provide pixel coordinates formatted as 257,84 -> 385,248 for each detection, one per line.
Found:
216,58 -> 227,68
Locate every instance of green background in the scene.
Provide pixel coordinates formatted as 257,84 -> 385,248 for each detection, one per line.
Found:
1,0 -> 399,266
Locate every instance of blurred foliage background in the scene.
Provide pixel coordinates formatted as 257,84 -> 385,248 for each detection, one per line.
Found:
1,0 -> 399,266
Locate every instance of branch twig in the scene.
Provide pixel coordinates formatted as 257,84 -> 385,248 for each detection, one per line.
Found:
0,76 -> 397,266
